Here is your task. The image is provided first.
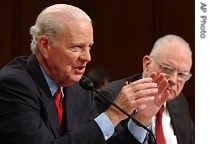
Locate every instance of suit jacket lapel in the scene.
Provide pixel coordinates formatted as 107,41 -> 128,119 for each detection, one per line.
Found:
62,85 -> 81,131
167,98 -> 181,143
167,94 -> 194,144
27,55 -> 62,137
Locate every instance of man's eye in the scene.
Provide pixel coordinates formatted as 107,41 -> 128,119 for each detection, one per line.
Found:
161,66 -> 173,74
70,46 -> 81,52
178,72 -> 187,78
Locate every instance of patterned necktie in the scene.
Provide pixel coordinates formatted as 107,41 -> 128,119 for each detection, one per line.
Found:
155,105 -> 166,144
54,88 -> 63,128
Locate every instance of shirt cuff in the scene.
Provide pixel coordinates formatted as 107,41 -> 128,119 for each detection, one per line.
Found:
127,119 -> 149,143
94,113 -> 114,140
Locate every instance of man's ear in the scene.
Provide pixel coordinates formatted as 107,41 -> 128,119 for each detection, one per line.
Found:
142,55 -> 151,74
37,35 -> 50,58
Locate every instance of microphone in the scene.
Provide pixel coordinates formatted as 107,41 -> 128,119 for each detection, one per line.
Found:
79,75 -> 156,143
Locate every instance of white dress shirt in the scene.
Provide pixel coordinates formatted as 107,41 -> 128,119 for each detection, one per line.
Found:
151,104 -> 178,144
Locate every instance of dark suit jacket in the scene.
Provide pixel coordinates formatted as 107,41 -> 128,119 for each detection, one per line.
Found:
95,74 -> 195,144
0,55 -> 140,144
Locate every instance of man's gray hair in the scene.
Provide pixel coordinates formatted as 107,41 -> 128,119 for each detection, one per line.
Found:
149,34 -> 192,57
30,4 -> 91,54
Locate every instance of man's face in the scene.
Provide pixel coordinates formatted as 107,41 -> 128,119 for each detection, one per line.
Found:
38,20 -> 94,87
143,42 -> 192,101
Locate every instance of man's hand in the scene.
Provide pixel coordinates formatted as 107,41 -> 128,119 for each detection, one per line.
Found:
105,76 -> 160,127
133,72 -> 169,126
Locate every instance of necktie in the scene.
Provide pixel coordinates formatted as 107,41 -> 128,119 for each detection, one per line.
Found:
54,88 -> 63,128
155,105 -> 166,144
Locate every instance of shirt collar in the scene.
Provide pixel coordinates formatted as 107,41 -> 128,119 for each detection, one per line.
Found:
39,65 -> 63,98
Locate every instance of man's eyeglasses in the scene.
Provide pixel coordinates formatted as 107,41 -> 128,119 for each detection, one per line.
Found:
153,59 -> 192,82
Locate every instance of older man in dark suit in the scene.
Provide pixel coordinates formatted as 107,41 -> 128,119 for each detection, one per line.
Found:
95,34 -> 195,144
0,4 -> 170,144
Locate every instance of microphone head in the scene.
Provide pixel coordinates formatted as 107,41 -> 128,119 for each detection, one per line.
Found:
79,75 -> 95,90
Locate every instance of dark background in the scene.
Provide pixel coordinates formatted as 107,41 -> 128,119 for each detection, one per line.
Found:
0,0 -> 194,123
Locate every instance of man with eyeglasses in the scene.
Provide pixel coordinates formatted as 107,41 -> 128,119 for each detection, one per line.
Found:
95,34 -> 194,144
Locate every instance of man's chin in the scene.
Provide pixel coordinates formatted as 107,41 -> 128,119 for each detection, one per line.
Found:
167,91 -> 177,101
61,74 -> 82,87
73,74 -> 83,82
